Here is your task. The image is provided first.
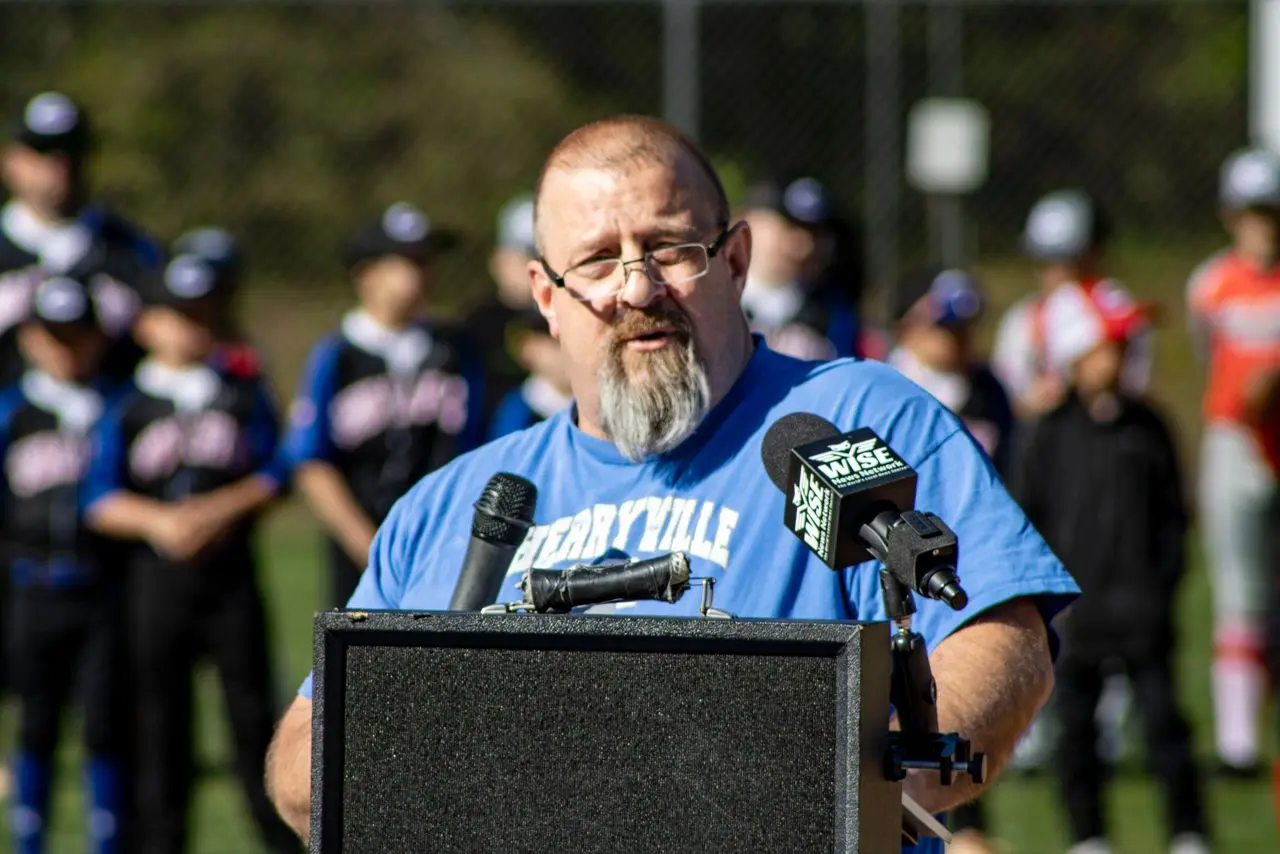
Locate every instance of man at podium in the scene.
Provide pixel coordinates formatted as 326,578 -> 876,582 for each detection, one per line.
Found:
265,115 -> 1080,853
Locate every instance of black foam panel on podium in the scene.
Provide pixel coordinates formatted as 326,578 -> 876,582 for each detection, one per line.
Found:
311,611 -> 895,854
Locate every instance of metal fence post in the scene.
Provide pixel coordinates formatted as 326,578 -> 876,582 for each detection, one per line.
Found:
865,0 -> 902,301
663,0 -> 701,141
927,0 -> 967,267
1253,0 -> 1280,153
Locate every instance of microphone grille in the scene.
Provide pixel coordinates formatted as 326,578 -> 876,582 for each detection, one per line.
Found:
761,412 -> 840,491
473,472 -> 538,544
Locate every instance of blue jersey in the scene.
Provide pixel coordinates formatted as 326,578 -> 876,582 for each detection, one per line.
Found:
302,340 -> 1079,853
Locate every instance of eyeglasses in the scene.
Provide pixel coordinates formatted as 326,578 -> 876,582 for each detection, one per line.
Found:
540,222 -> 741,302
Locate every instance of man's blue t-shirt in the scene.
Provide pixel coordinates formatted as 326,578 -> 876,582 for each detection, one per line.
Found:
302,341 -> 1079,853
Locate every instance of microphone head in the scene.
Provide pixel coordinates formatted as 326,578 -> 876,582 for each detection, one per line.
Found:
761,412 -> 840,491
473,472 -> 538,545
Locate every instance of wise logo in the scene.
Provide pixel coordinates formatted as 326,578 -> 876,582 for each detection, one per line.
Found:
791,465 -> 834,556
804,435 -> 906,490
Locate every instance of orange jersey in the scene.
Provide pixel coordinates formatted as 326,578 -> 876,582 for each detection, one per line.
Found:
1187,251 -> 1280,428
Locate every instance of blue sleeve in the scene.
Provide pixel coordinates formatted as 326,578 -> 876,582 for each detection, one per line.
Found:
133,232 -> 163,271
486,389 -> 533,442
247,381 -> 286,490
280,336 -> 342,469
297,480 -> 418,699
458,346 -> 487,453
81,396 -> 130,513
0,388 -> 21,519
846,421 -> 1080,660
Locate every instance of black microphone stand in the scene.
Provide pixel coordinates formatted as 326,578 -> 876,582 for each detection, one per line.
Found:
858,508 -> 987,842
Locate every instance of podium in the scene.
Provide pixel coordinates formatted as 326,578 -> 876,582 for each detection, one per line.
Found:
310,610 -> 902,853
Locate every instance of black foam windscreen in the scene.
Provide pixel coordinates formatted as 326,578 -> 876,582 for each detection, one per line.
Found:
312,612 -> 898,853
761,412 -> 840,490
472,471 -> 537,544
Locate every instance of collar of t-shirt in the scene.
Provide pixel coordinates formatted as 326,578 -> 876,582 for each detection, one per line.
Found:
0,200 -> 95,273
135,359 -> 222,413
741,277 -> 805,330
888,346 -> 971,413
341,309 -> 432,377
21,369 -> 102,434
521,374 -> 573,420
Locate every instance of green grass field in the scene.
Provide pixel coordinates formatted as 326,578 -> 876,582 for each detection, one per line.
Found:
5,240 -> 1278,852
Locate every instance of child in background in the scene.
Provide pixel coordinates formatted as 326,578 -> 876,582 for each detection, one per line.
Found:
1186,147 -> 1280,778
282,202 -> 485,608
886,266 -> 1012,854
1015,285 -> 1209,854
993,189 -> 1153,420
995,188 -> 1139,775
887,266 -> 1013,472
169,226 -> 254,358
486,309 -> 572,440
82,253 -> 300,854
1,276 -> 126,854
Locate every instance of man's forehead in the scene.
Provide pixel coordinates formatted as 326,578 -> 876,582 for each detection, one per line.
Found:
540,161 -> 717,242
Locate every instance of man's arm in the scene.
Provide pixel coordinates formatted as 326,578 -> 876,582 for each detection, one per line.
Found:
295,461 -> 377,567
266,695 -> 313,841
902,596 -> 1054,814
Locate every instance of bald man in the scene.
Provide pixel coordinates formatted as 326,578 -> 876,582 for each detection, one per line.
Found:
264,116 -> 1079,851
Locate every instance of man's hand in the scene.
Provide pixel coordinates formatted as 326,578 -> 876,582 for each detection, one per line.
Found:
267,695 -> 313,842
901,597 -> 1054,815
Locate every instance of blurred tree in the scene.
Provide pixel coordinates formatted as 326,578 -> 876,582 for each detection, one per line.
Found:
0,4 -> 602,306
0,1 -> 1252,292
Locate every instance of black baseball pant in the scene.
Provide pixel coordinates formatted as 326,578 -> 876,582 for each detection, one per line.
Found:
7,580 -> 128,764
127,553 -> 301,854
1054,651 -> 1207,844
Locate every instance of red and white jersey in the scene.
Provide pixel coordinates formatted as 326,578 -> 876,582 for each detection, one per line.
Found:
991,277 -> 1153,401
1186,250 -> 1280,428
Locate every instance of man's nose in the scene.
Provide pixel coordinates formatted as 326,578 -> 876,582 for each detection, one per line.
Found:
618,263 -> 665,309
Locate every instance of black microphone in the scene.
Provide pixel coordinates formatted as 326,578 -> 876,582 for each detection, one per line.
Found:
760,413 -> 967,610
521,552 -> 691,613
448,472 -> 538,611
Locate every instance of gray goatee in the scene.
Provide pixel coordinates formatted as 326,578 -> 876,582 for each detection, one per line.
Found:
598,316 -> 710,462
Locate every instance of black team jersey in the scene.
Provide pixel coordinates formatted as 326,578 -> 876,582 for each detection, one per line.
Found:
0,201 -> 159,386
82,357 -> 284,573
282,310 -> 485,524
0,371 -> 119,586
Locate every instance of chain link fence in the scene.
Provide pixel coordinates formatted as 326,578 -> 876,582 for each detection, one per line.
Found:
0,0 -> 1255,409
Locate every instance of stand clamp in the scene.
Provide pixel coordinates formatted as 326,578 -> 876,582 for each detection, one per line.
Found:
861,509 -> 986,843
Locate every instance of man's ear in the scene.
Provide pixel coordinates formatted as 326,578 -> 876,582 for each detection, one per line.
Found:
528,259 -> 559,339
727,222 -> 753,299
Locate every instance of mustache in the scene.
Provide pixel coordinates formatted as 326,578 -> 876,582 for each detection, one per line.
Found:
607,305 -> 693,349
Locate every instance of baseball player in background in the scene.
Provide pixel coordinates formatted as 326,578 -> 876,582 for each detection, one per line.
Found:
1186,147 -> 1280,779
281,203 -> 486,608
